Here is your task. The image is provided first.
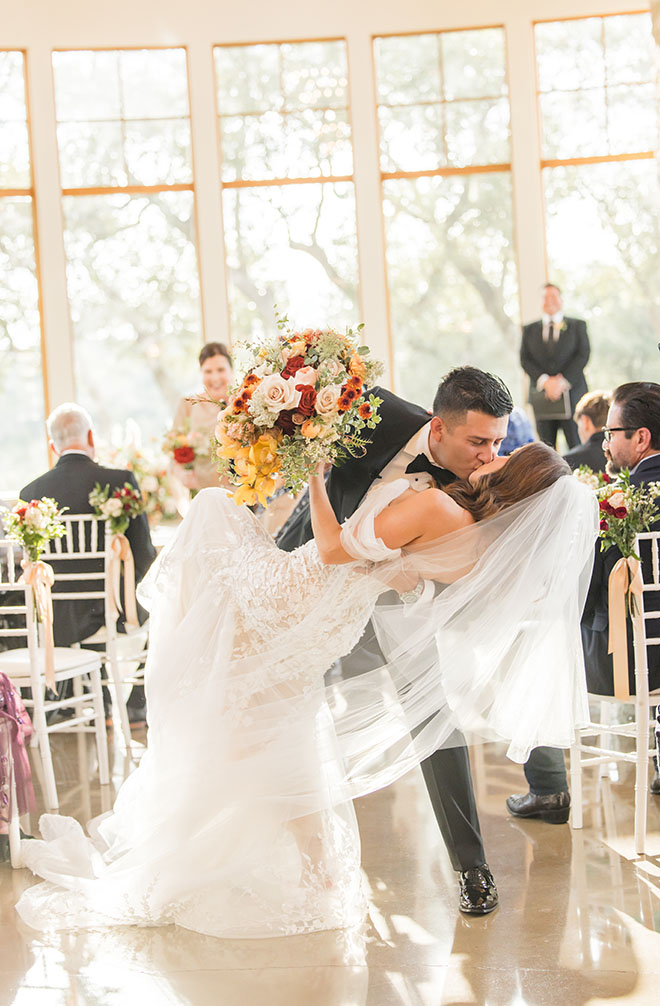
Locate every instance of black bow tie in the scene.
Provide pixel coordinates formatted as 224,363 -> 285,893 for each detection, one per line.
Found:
405,454 -> 455,486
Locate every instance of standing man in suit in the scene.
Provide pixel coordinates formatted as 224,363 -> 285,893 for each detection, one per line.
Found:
563,390 -> 611,474
507,381 -> 660,820
521,283 -> 590,450
278,366 -> 513,914
21,403 -> 156,723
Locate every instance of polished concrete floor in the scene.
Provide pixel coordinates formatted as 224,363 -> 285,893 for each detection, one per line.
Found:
1,727 -> 659,1006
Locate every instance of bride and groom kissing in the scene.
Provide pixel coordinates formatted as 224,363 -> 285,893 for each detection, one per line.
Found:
16,365 -> 596,937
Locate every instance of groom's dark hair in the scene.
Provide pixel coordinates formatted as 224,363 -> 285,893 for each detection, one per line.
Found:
433,366 -> 513,422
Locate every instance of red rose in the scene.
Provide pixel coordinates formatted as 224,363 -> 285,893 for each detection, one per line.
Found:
295,384 -> 317,416
281,355 -> 305,379
613,506 -> 628,519
174,446 -> 195,465
602,473 -> 612,483
15,506 -> 27,519
599,500 -> 612,514
278,410 -> 296,435
600,518 -> 609,531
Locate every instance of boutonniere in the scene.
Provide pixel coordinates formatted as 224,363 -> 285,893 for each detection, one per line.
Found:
560,320 -> 568,333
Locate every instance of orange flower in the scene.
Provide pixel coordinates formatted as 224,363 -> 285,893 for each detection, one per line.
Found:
358,402 -> 372,420
348,353 -> 366,380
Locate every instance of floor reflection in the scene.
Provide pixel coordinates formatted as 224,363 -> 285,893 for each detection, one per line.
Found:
0,731 -> 659,1005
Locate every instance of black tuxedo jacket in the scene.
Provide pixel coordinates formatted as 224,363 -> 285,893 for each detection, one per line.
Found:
20,454 -> 156,646
563,432 -> 608,474
581,452 -> 660,695
277,388 -> 435,552
520,317 -> 590,411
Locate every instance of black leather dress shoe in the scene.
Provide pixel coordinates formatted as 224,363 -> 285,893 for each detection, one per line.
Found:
651,773 -> 660,796
506,790 -> 570,824
458,863 -> 498,915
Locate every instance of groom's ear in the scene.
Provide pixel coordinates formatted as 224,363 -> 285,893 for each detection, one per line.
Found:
429,416 -> 444,442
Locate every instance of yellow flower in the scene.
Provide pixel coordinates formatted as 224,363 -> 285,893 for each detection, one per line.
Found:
233,484 -> 258,507
288,339 -> 306,356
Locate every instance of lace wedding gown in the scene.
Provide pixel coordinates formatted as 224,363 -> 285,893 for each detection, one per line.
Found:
16,477 -> 598,937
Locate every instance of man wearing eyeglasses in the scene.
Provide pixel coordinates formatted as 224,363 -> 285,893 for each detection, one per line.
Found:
520,283 -> 590,450
507,381 -> 660,821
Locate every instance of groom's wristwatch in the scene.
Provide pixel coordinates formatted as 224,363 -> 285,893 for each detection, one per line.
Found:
399,579 -> 425,604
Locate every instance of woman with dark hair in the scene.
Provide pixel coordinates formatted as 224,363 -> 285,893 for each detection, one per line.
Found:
169,342 -> 234,501
17,441 -> 598,938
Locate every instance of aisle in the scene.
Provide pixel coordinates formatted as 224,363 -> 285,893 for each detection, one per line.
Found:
1,731 -> 659,1005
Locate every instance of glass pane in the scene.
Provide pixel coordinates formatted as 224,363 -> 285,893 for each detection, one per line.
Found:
382,173 -> 521,408
374,35 -> 442,106
445,98 -> 509,166
63,192 -> 202,443
0,198 -> 47,491
0,121 -> 31,188
0,51 -> 27,121
120,49 -> 189,118
124,119 -> 192,185
604,13 -> 654,86
535,18 -> 605,93
221,108 -> 352,181
378,104 -> 445,173
544,160 -> 660,389
540,89 -> 607,159
52,51 -> 121,121
214,44 -> 282,116
57,121 -> 127,188
222,182 -> 359,340
441,28 -> 507,100
607,84 -> 657,155
280,41 -> 348,109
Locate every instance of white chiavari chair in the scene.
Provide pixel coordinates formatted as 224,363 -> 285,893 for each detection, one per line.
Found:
570,530 -> 660,855
0,536 -> 109,810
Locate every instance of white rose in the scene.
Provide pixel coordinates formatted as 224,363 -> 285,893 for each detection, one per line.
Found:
141,476 -> 158,493
259,374 -> 301,413
315,384 -> 343,416
293,366 -> 317,387
103,498 -> 124,518
325,359 -> 342,377
24,507 -> 48,530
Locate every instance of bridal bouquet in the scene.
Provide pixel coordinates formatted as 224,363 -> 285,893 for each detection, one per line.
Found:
1,498 -> 66,562
214,320 -> 383,505
162,428 -> 211,470
88,483 -> 145,535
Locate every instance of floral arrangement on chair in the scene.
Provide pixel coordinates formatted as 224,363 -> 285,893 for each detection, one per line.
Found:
162,428 -> 211,471
213,318 -> 383,506
574,466 -> 660,561
88,483 -> 146,536
100,439 -> 178,526
1,498 -> 66,563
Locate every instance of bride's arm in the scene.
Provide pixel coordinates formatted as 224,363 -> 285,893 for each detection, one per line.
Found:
308,463 -> 354,564
309,464 -> 444,565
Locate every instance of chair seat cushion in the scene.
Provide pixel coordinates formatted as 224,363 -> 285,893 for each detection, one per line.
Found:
0,646 -> 101,681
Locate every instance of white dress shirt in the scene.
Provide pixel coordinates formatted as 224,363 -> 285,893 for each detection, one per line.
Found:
365,421 -> 437,499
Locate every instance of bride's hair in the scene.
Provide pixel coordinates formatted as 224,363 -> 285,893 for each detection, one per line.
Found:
444,442 -> 570,521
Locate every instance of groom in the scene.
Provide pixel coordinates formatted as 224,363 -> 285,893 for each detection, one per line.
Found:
278,365 -> 513,914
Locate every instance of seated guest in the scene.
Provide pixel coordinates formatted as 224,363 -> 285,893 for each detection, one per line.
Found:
507,381 -> 660,819
21,403 -> 156,723
500,406 -> 535,456
563,390 -> 611,473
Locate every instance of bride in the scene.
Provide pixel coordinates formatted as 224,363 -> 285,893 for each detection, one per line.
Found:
16,442 -> 597,938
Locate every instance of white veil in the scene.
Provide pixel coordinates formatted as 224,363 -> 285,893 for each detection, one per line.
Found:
16,474 -> 598,937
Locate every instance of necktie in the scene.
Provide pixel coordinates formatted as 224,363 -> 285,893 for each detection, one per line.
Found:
548,321 -> 556,343
405,455 -> 455,486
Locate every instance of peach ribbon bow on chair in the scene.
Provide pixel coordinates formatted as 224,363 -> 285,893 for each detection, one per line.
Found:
19,559 -> 56,691
106,533 -> 139,631
608,556 -> 644,701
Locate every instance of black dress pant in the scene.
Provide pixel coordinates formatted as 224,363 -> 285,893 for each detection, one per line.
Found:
536,416 -> 580,450
337,613 -> 486,873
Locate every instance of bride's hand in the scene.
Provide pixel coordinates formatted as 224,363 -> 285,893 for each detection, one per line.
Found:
313,460 -> 329,479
